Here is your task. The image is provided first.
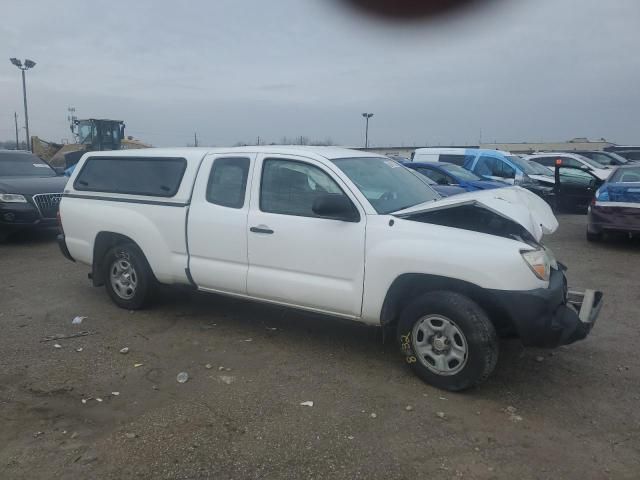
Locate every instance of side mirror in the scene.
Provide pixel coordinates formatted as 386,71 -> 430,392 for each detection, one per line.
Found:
312,194 -> 360,222
53,166 -> 66,176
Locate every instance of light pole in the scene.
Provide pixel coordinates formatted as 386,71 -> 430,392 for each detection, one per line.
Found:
361,113 -> 374,148
10,58 -> 36,151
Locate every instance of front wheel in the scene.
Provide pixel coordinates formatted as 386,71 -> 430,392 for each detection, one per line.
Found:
103,243 -> 155,309
397,291 -> 498,391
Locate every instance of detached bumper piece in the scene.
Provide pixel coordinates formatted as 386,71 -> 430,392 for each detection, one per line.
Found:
554,289 -> 604,345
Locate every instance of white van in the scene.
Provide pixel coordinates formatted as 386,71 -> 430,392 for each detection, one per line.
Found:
412,148 -> 471,166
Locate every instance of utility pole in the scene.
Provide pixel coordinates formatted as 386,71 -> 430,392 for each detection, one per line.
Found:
10,58 -> 36,151
14,112 -> 19,149
194,132 -> 198,147
257,136 -> 260,146
361,113 -> 374,148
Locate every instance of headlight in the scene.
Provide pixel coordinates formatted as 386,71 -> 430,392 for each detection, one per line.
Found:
521,249 -> 551,281
0,193 -> 27,203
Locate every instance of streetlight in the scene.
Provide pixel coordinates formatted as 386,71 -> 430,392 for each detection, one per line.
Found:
10,57 -> 36,151
361,113 -> 374,148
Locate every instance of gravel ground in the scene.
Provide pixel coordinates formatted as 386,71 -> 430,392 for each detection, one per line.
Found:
1,215 -> 639,479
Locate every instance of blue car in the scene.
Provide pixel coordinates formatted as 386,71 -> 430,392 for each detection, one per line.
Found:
404,161 -> 507,192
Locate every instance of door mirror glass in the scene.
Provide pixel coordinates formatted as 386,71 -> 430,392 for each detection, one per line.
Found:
312,194 -> 360,222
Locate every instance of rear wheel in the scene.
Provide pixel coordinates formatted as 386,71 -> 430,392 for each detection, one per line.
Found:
103,243 -> 155,309
397,291 -> 498,391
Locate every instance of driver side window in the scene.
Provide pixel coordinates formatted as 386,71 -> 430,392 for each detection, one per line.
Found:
260,158 -> 350,218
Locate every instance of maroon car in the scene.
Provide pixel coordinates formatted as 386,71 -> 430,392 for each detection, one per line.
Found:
587,165 -> 640,241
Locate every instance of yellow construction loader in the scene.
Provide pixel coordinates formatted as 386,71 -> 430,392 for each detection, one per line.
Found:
33,118 -> 150,169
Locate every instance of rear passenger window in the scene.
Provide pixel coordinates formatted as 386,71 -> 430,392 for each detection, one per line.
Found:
439,154 -> 466,166
206,157 -> 250,208
74,157 -> 186,197
533,157 -> 556,167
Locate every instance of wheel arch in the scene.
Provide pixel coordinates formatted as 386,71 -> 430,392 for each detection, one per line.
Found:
380,273 -> 515,336
92,231 -> 155,287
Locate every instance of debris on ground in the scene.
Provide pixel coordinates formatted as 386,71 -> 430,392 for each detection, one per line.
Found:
111,392 -> 120,396
244,338 -> 253,342
133,363 -> 144,368
41,331 -> 97,342
124,433 -> 137,439
72,316 -> 87,325
370,413 -> 377,418
33,431 -> 44,438
176,372 -> 189,383
205,364 -> 213,369
535,356 -> 545,363
266,327 -> 278,331
119,347 -> 129,354
70,432 -> 78,439
436,412 -> 447,419
505,406 -> 523,422
405,405 -> 414,411
75,347 -> 84,352
218,366 -> 225,371
53,344 -> 62,349
347,435 -> 354,440
219,375 -> 235,385
300,401 -> 314,407
96,398 -> 103,403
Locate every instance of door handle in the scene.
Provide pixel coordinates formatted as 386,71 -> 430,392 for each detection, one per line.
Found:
250,226 -> 274,234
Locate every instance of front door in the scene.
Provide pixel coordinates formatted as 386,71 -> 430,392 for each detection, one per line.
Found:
555,166 -> 601,211
187,154 -> 255,294
247,155 -> 366,317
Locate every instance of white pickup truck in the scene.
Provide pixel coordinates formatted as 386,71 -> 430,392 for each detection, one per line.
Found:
58,146 -> 603,391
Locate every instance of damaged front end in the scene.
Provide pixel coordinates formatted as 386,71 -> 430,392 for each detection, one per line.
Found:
393,187 -> 603,348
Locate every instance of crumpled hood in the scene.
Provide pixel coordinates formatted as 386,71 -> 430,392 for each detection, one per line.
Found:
394,186 -> 558,241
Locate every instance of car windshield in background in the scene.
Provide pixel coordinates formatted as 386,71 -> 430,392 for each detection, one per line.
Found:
603,152 -> 628,165
0,153 -> 56,177
439,163 -> 481,181
331,157 -> 439,214
610,166 -> 640,183
576,154 -> 608,169
506,155 -> 538,175
526,161 -> 553,176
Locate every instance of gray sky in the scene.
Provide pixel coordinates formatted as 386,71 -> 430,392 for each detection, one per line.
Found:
2,0 -> 639,147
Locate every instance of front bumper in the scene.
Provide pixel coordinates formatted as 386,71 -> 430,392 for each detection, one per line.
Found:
489,268 -> 603,348
0,202 -> 57,233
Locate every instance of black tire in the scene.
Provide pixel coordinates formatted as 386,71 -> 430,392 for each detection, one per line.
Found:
103,243 -> 155,309
397,290 -> 498,392
586,230 -> 602,242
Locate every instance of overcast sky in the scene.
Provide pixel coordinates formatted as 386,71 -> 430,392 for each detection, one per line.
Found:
2,0 -> 639,148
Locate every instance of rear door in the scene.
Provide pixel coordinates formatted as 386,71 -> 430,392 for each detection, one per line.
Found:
246,154 -> 366,317
187,154 -> 255,294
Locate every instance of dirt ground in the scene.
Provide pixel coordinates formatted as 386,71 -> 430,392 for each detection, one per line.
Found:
1,214 -> 639,479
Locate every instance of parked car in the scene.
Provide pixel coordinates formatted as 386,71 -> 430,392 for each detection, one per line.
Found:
565,150 -> 630,167
58,147 -> 603,391
417,173 -> 467,197
526,152 -> 612,181
604,145 -> 640,162
404,161 -> 507,192
587,164 -> 640,241
0,150 -> 67,241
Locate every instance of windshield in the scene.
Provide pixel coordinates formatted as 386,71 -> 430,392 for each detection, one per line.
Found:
575,154 -> 608,169
331,157 -> 439,214
610,166 -> 640,183
0,153 -> 56,177
439,163 -> 481,181
526,160 -> 553,176
505,155 -> 538,175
